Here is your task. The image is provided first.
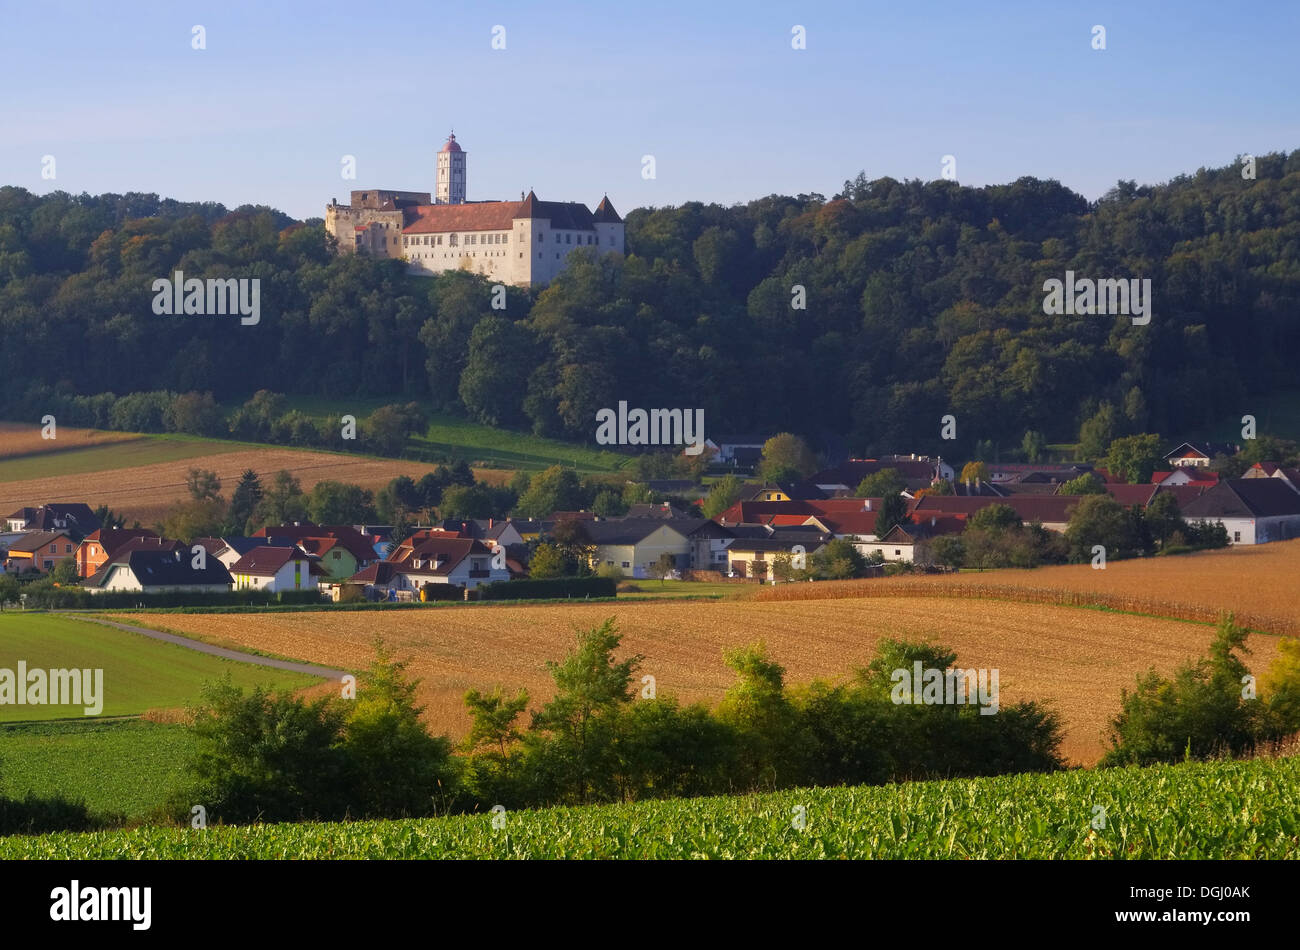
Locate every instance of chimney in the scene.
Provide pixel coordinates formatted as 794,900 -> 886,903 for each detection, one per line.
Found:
489,518 -> 494,529
865,499 -> 873,511
930,516 -> 936,527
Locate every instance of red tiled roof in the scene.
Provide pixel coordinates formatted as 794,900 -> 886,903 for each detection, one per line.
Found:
402,189 -> 597,234
440,133 -> 463,153
229,545 -> 322,577
1102,484 -> 1158,506
912,495 -> 1081,524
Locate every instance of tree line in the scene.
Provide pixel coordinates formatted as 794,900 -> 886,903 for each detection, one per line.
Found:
2,150 -> 1298,457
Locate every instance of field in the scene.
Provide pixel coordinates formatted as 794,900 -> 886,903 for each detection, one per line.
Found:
5,755 -> 1297,859
272,398 -> 628,473
0,423 -> 143,461
0,439 -> 504,526
0,613 -> 322,721
0,719 -> 189,819
758,540 -> 1300,636
116,596 -> 1286,765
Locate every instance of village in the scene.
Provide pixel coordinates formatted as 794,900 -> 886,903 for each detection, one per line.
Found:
4,439 -> 1299,605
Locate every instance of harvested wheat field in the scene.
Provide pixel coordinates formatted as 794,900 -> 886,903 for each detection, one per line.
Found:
758,540 -> 1300,637
0,449 -> 501,526
119,598 -> 1285,766
0,422 -> 141,459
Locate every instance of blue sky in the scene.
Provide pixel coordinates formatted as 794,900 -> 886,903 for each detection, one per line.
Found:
1,0 -> 1296,221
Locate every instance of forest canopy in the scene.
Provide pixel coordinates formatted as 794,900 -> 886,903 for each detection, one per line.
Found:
1,150 -> 1298,457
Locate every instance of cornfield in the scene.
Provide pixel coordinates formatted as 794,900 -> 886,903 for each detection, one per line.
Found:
5,756 -> 1297,859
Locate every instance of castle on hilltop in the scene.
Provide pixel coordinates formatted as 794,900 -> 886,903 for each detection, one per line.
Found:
325,132 -> 624,287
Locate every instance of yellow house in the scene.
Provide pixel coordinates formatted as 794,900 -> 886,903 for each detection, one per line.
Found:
582,520 -> 692,579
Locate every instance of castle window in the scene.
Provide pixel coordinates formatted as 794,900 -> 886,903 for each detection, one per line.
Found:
566,234 -> 571,244
449,233 -> 458,246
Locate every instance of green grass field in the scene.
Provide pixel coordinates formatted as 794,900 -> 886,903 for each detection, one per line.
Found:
0,719 -> 189,819
616,580 -> 748,599
0,434 -> 240,482
3,755 -> 1296,858
0,613 -> 322,722
278,397 -> 628,472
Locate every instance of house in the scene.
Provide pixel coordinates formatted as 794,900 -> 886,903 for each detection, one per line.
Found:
4,503 -> 101,539
862,517 -> 966,563
3,530 -> 76,573
1180,478 -> 1300,545
254,524 -> 378,570
910,495 -> 1080,533
625,502 -> 694,520
583,519 -> 693,578
703,435 -> 767,468
83,548 -> 233,594
347,536 -> 508,597
724,527 -> 830,581
229,545 -> 324,593
1242,463 -> 1300,495
401,536 -> 508,591
192,536 -> 268,570
76,528 -> 160,578
1153,468 -> 1219,487
985,463 -> 1092,485
1163,442 -> 1238,468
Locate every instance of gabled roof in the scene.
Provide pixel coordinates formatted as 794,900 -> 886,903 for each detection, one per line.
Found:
403,537 -> 492,575
912,494 -> 1081,524
1182,479 -> 1300,519
592,195 -> 622,224
402,190 -> 599,234
6,530 -> 72,553
584,519 -> 690,547
229,545 -> 323,577
7,503 -> 100,538
1102,484 -> 1158,507
1163,441 -> 1239,461
84,549 -> 232,589
80,528 -> 159,555
254,524 -> 375,563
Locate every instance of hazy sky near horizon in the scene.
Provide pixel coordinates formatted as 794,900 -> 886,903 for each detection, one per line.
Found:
1,0 -> 1296,221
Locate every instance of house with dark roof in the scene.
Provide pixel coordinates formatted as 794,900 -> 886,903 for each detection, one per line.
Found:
4,503 -> 101,540
724,528 -> 831,581
83,548 -> 233,594
1163,441 -> 1239,468
583,519 -> 693,579
1180,478 -> 1300,544
76,528 -> 161,578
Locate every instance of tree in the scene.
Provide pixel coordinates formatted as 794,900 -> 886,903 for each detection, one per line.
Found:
1060,473 -> 1105,494
1102,433 -> 1163,485
649,552 -> 677,583
528,543 -> 567,579
550,518 -> 596,575
714,643 -> 800,788
227,470 -> 263,535
759,433 -> 817,483
254,470 -> 308,527
185,467 -> 222,502
1063,494 -> 1140,562
855,468 -> 906,497
810,538 -> 867,579
1021,430 -> 1045,463
528,618 -> 642,804
1103,615 -> 1261,765
1078,403 -> 1119,460
1143,491 -> 1182,547
515,465 -> 586,519
959,461 -> 989,486
162,497 -> 228,542
50,557 -> 79,585
439,482 -> 497,520
307,480 -> 376,524
874,492 -> 909,537
701,474 -> 745,519
363,403 -> 424,457
342,640 -> 455,817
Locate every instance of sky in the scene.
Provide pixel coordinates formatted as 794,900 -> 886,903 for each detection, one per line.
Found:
1,0 -> 1297,221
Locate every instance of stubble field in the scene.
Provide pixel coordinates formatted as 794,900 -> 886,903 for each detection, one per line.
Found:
118,597 -> 1286,766
758,540 -> 1300,636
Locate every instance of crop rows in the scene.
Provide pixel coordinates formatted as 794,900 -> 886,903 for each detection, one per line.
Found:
5,756 -> 1297,859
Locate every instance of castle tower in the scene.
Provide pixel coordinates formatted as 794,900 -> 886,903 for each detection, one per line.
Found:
435,132 -> 466,205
